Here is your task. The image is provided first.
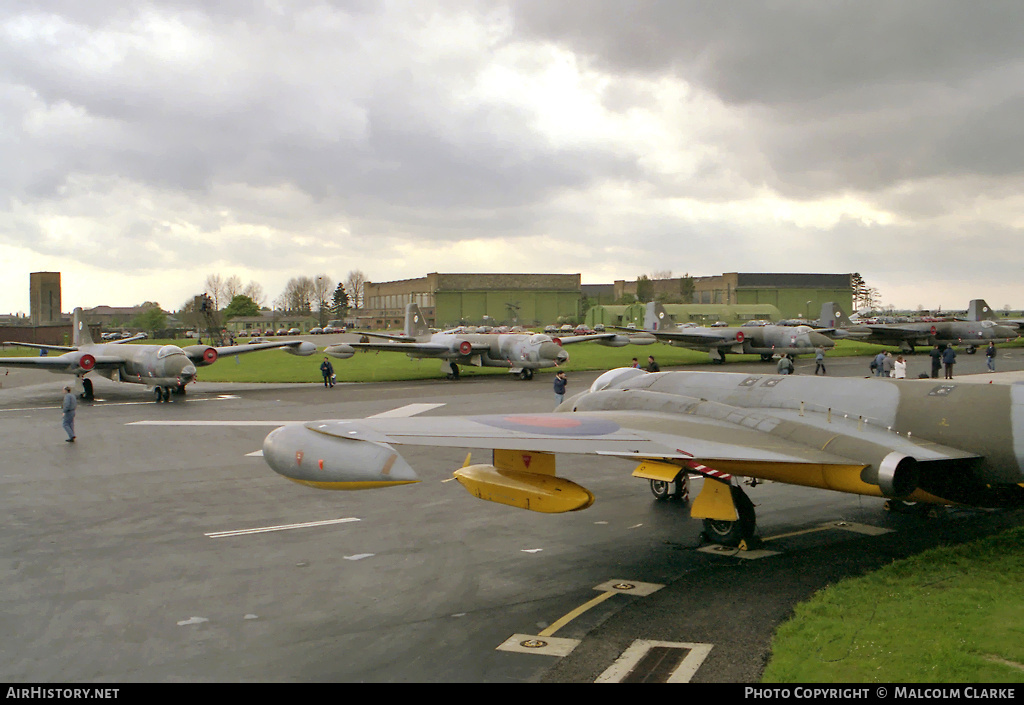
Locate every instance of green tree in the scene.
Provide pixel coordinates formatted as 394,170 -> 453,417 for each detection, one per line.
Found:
331,283 -> 350,318
635,275 -> 653,303
223,294 -> 260,320
132,306 -> 167,333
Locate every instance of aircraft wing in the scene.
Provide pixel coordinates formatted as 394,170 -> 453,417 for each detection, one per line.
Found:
332,341 -> 487,357
556,333 -> 629,345
3,342 -> 77,352
199,340 -> 317,359
643,329 -> 736,347
360,331 -> 420,342
263,408 -> 981,494
0,353 -> 124,370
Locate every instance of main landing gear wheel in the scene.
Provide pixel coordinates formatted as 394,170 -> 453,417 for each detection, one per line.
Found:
649,474 -> 690,502
760,354 -> 773,362
446,364 -> 461,381
174,384 -> 187,396
702,486 -> 756,547
154,387 -> 171,402
81,378 -> 94,401
965,345 -> 977,354
517,369 -> 534,380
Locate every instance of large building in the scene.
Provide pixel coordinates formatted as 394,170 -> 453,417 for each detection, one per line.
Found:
361,273 -> 582,329
614,273 -> 853,320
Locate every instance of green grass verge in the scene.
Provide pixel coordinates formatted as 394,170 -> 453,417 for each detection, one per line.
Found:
762,525 -> 1024,683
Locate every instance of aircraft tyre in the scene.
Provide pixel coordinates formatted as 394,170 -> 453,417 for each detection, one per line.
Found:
81,378 -> 94,401
175,384 -> 187,396
649,474 -> 689,502
760,353 -> 773,362
701,486 -> 756,547
446,363 -> 460,381
517,369 -> 534,380
154,387 -> 163,403
965,345 -> 977,354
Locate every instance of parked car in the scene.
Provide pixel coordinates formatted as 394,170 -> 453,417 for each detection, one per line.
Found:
287,328 -> 301,335
275,328 -> 287,336
309,327 -> 323,335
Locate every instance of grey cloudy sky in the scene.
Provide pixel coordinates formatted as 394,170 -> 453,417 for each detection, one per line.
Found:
3,1 -> 1023,314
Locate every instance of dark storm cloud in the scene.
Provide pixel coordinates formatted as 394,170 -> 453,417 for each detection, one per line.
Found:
511,1 -> 1024,194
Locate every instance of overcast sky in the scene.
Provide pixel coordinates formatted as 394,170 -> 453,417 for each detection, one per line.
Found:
3,1 -> 1023,315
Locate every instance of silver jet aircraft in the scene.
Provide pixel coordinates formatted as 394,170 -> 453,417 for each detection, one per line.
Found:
325,303 -> 651,379
625,302 -> 834,363
965,299 -> 1024,330
258,367 -> 1024,548
818,302 -> 1018,354
1,308 -> 316,401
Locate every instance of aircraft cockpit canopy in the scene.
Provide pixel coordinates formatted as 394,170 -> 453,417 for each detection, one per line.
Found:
590,366 -> 648,393
157,345 -> 187,359
981,320 -> 996,329
530,334 -> 553,344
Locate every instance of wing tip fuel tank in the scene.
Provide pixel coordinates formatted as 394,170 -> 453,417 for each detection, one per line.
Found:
262,423 -> 420,489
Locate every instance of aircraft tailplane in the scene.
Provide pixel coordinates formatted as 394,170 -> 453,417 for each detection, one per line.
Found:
819,302 -> 853,328
967,299 -> 995,321
404,303 -> 430,338
73,308 -> 94,346
644,302 -> 672,331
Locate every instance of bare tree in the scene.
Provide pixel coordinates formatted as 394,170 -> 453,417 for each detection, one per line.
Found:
313,274 -> 334,326
204,273 -> 225,310
242,281 -> 266,308
345,269 -> 367,309
223,275 -> 243,301
281,276 -> 316,313
650,270 -> 673,280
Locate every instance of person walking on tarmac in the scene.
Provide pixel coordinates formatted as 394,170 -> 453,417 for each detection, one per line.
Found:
553,370 -> 568,408
320,357 -> 335,388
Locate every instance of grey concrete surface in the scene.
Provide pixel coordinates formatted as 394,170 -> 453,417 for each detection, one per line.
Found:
2,349 -> 1022,682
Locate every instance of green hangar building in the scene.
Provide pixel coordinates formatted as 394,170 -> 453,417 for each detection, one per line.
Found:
360,273 -> 582,329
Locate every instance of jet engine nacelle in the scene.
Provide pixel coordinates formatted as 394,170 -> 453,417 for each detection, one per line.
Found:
325,344 -> 355,359
450,339 -> 473,356
453,464 -> 595,513
596,335 -> 629,348
67,351 -> 96,372
283,341 -> 317,356
184,345 -> 219,366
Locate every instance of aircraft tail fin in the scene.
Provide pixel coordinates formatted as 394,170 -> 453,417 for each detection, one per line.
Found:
404,303 -> 430,338
967,299 -> 995,321
644,302 -> 672,331
72,308 -> 93,346
819,302 -> 853,328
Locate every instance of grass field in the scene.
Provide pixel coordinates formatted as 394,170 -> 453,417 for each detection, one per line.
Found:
763,526 -> 1024,683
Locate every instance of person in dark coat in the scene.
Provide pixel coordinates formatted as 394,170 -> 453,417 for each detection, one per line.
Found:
320,357 -> 335,388
941,345 -> 957,380
929,345 -> 942,379
553,371 -> 567,407
647,356 -> 660,372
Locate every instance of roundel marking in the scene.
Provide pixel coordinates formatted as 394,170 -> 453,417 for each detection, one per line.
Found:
735,331 -> 745,343
930,326 -> 937,335
79,354 -> 96,371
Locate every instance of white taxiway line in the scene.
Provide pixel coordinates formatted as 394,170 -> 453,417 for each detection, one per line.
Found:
367,402 -> 446,418
205,517 -> 360,538
128,420 -> 294,426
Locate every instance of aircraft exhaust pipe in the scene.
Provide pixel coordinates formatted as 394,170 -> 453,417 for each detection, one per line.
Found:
875,452 -> 919,498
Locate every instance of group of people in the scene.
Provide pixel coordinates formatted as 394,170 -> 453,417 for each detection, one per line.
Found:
871,351 -> 908,379
554,356 -> 662,407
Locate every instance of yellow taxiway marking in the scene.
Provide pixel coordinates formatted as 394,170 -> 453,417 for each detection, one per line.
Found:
205,517 -> 359,538
539,591 -> 616,637
496,579 -> 664,659
698,521 -> 893,559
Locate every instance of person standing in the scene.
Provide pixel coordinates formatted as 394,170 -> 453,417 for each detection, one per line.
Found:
553,371 -> 567,407
893,355 -> 907,379
929,345 -> 942,379
942,345 -> 957,379
986,342 -> 997,372
61,385 -> 77,442
777,353 -> 794,375
881,352 -> 894,378
320,357 -> 335,388
814,347 -> 826,375
646,356 -> 660,372
873,351 -> 886,377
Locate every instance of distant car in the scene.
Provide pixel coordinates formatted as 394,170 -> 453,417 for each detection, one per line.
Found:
287,328 -> 301,335
101,332 -> 120,340
309,327 -> 323,335
248,336 -> 267,344
275,328 -> 287,336
559,324 -> 573,332
544,325 -> 558,333
593,324 -> 605,331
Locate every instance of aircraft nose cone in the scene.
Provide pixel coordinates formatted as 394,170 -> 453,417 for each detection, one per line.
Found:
539,342 -> 568,364
809,331 -> 835,348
